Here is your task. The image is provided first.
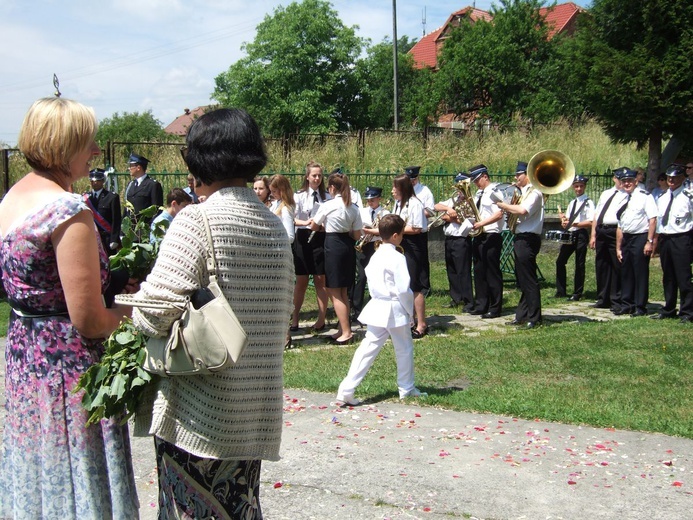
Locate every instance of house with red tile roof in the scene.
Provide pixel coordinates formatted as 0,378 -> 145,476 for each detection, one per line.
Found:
410,2 -> 583,70
164,106 -> 211,136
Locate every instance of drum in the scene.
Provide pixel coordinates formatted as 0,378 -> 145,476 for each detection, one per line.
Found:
545,230 -> 576,244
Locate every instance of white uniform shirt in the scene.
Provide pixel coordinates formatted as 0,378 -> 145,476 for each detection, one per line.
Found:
440,196 -> 474,237
475,182 -> 503,233
359,204 -> 390,243
358,243 -> 414,328
294,188 -> 331,229
594,187 -> 628,226
514,185 -> 544,235
656,185 -> 693,234
413,183 -> 435,215
564,194 -> 595,231
270,200 -> 295,242
312,195 -> 362,233
394,197 -> 427,232
350,187 -> 363,208
617,188 -> 657,234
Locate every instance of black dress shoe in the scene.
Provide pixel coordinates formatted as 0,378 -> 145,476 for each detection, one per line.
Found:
469,309 -> 485,315
612,308 -> 628,316
567,295 -> 582,302
681,316 -> 693,324
651,313 -> 675,320
463,305 -> 476,313
525,321 -> 542,329
481,312 -> 500,319
630,311 -> 647,317
506,319 -> 524,326
591,303 -> 610,309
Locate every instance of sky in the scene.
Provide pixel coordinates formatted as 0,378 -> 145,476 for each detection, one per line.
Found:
0,0 -> 590,146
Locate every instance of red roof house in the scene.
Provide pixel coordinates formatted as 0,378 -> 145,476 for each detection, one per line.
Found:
410,2 -> 584,70
164,106 -> 210,136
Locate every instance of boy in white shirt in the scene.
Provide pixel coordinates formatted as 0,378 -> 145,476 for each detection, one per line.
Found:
337,214 -> 427,405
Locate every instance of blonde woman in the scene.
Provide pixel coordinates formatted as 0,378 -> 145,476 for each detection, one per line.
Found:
269,174 -> 296,242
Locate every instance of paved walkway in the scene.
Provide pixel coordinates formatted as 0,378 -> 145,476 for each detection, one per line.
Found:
2,302 -> 691,519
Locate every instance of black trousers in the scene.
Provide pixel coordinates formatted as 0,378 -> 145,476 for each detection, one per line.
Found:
350,241 -> 376,315
620,232 -> 650,314
514,233 -> 542,323
472,232 -> 503,315
444,235 -> 473,308
555,229 -> 588,297
658,232 -> 693,319
594,225 -> 622,310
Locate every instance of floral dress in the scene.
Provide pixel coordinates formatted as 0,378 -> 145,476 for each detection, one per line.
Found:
0,193 -> 139,519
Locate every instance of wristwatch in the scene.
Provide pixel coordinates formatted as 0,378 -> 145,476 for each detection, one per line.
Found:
647,238 -> 654,244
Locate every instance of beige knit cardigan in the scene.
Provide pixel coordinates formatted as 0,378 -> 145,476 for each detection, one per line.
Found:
132,187 -> 294,460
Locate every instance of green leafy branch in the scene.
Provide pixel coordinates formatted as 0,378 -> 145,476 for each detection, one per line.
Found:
75,203 -> 168,425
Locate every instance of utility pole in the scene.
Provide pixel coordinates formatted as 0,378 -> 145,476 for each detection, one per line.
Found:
392,0 -> 399,131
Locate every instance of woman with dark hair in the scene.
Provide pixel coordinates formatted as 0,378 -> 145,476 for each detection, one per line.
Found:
291,161 -> 330,331
392,174 -> 429,338
310,172 -> 362,344
253,175 -> 272,207
131,108 -> 294,519
0,97 -> 138,518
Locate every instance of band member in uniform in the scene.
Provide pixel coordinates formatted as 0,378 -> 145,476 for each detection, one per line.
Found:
651,164 -> 693,323
406,166 -> 433,297
183,173 -> 200,203
495,161 -> 544,328
269,174 -> 296,242
351,186 -> 389,319
85,168 -> 121,256
291,162 -> 330,331
555,175 -> 595,301
123,153 -> 163,224
434,172 -> 475,311
589,170 -> 627,311
614,168 -> 657,316
253,175 -> 272,207
685,162 -> 693,189
470,165 -> 505,318
311,172 -> 362,344
330,167 -> 362,207
392,174 -> 429,338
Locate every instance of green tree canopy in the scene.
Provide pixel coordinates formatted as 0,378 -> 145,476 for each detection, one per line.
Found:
212,0 -> 364,135
96,110 -> 169,144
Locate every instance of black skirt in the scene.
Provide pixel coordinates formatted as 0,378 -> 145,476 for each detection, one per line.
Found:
293,228 -> 325,276
402,233 -> 429,293
324,232 -> 355,288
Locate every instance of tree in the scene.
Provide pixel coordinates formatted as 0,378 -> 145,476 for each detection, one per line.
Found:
354,36 -> 418,129
212,0 -> 364,135
570,0 -> 693,175
96,111 -> 169,144
434,0 -> 558,125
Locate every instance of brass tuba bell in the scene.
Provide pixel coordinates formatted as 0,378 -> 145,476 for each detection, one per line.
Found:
526,150 -> 575,196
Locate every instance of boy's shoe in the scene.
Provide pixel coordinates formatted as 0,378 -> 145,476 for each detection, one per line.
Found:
336,394 -> 360,406
400,388 -> 428,399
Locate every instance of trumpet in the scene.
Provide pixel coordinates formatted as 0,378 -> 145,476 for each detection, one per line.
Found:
355,199 -> 392,252
429,179 -> 484,237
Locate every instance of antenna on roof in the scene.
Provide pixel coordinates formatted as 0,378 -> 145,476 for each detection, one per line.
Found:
422,6 -> 427,36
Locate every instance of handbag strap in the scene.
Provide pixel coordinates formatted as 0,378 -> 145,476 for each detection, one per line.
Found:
198,206 -> 219,281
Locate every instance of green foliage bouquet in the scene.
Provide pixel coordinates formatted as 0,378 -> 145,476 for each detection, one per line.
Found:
74,203 -> 169,425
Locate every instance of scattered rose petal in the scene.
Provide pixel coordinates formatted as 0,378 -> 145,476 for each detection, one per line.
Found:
273,482 -> 283,488
568,480 -> 577,485
672,482 -> 683,487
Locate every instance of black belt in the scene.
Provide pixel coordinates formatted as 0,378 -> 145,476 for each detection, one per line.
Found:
659,232 -> 691,238
598,224 -> 617,229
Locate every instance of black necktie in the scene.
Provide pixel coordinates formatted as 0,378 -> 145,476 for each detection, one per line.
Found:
615,194 -> 631,220
597,191 -> 618,225
476,191 -> 483,210
371,209 -> 376,223
313,191 -> 319,204
568,201 -> 577,223
661,192 -> 674,226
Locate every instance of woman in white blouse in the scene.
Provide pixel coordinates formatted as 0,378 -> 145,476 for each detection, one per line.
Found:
269,174 -> 295,242
311,172 -> 363,344
392,174 -> 429,338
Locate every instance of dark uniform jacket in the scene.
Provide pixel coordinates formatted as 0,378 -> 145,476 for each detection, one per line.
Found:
124,175 -> 164,218
86,189 -> 122,256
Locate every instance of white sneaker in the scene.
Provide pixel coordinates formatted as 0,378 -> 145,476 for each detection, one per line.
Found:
336,394 -> 360,406
400,388 -> 428,399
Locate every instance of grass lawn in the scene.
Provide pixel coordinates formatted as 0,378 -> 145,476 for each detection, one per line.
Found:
1,243 -> 691,438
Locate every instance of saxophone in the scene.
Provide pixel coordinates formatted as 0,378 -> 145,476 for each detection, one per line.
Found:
355,199 -> 392,252
429,179 -> 484,237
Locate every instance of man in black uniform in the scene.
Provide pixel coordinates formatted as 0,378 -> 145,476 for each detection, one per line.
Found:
85,168 -> 121,256
124,153 -> 163,222
652,164 -> 693,323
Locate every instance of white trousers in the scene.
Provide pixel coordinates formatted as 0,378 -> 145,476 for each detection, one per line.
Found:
337,324 -> 415,399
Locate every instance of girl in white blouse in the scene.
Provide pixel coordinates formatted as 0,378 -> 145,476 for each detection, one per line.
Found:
269,174 -> 295,242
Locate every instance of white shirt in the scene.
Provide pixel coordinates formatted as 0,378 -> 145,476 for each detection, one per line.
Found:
270,200 -> 296,242
475,182 -> 503,233
358,243 -> 413,328
514,185 -> 544,235
564,194 -> 595,231
312,195 -> 362,233
350,187 -> 363,208
394,197 -> 427,232
440,196 -> 474,237
656,185 -> 693,234
359,204 -> 390,243
617,188 -> 657,234
294,188 -> 331,228
413,183 -> 435,215
594,186 -> 628,226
